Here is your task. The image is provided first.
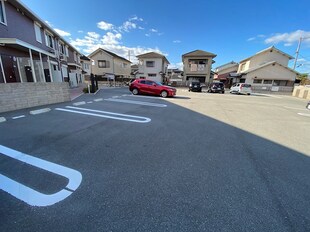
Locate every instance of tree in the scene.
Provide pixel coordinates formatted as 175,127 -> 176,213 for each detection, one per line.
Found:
297,73 -> 310,85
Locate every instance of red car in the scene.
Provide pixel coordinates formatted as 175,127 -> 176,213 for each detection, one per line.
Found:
129,79 -> 176,98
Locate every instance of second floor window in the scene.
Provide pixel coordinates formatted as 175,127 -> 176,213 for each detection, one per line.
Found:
45,32 -> 54,48
0,0 -> 6,25
98,60 -> 110,68
34,23 -> 42,43
59,42 -> 65,54
146,61 -> 155,67
240,63 -> 246,71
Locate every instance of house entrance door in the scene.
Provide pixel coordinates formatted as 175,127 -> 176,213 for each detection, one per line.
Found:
1,55 -> 20,83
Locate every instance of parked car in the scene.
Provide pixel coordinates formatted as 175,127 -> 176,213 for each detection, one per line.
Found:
306,101 -> 310,110
207,82 -> 225,94
188,81 -> 202,92
129,79 -> 176,98
230,83 -> 252,95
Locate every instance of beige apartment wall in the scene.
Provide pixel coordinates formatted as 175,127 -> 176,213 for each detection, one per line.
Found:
114,58 -> 131,77
238,60 -> 251,72
218,65 -> 238,75
90,52 -> 113,76
246,64 -> 296,82
293,86 -> 310,100
249,52 -> 290,68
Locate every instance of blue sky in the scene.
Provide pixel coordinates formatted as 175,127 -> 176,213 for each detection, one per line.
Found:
21,0 -> 310,73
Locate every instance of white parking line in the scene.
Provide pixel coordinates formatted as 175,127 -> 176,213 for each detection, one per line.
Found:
94,98 -> 103,102
12,115 -> 26,120
105,98 -> 167,107
30,108 -> 51,115
0,117 -> 6,123
73,101 -> 86,106
55,106 -> 151,123
0,145 -> 82,207
298,113 -> 310,117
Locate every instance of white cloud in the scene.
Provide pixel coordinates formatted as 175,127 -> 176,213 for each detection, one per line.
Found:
138,26 -> 145,30
145,33 -> 150,37
54,28 -> 71,37
173,40 -> 181,43
78,30 -> 84,33
87,32 -> 100,39
97,21 -> 114,30
247,37 -> 256,41
101,32 -> 122,45
265,30 -> 310,45
168,62 -> 184,71
119,21 -> 137,32
45,20 -> 53,27
150,28 -> 158,33
129,16 -> 143,22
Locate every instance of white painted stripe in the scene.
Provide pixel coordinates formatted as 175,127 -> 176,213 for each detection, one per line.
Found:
55,106 -> 151,123
87,101 -> 93,104
298,113 -> 310,117
284,106 -> 308,111
12,115 -> 26,120
0,145 -> 82,207
94,98 -> 103,102
73,101 -> 86,106
30,108 -> 51,115
105,98 -> 167,107
0,117 -> 6,123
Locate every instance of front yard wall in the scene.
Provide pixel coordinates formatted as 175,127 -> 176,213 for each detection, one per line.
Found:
0,83 -> 70,113
293,86 -> 310,100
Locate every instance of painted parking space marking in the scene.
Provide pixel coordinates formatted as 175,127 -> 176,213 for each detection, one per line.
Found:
87,101 -> 93,104
298,113 -> 310,117
55,106 -> 151,123
73,101 -> 86,106
0,117 -> 6,123
105,98 -> 167,107
94,98 -> 103,102
0,145 -> 82,207
30,108 -> 51,115
12,115 -> 26,120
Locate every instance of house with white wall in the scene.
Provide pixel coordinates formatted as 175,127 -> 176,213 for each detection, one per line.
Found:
136,52 -> 170,83
214,61 -> 239,88
234,46 -> 298,93
88,48 -> 131,81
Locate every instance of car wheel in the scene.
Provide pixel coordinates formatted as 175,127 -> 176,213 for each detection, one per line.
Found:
247,93 -> 251,95
132,88 -> 139,95
222,91 -> 225,94
160,90 -> 168,98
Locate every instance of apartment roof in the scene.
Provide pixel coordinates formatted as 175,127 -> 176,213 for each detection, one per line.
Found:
239,46 -> 294,63
215,61 -> 239,70
80,55 -> 91,61
11,0 -> 82,55
182,50 -> 217,58
88,48 -> 131,63
136,52 -> 170,64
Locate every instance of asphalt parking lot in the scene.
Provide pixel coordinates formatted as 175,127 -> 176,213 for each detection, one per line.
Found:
1,87 -> 310,231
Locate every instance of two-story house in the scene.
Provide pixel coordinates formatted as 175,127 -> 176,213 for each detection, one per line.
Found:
182,50 -> 217,86
0,0 -> 82,84
0,0 -> 83,113
80,55 -> 91,81
136,52 -> 170,83
214,61 -> 239,88
88,48 -> 131,82
234,46 -> 298,92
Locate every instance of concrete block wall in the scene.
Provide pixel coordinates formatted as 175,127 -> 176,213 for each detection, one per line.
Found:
293,86 -> 310,100
0,83 -> 70,113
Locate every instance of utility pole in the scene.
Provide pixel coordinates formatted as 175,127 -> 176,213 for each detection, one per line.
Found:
293,37 -> 302,70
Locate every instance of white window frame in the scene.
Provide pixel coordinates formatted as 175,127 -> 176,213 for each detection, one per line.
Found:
146,61 -> 155,67
45,30 -> 55,49
58,41 -> 65,55
34,22 -> 42,43
0,0 -> 7,25
74,52 -> 77,62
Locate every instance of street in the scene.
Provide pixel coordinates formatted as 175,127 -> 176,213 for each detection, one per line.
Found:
1,87 -> 310,231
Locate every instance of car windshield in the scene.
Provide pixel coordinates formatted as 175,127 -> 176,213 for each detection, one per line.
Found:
155,81 -> 163,86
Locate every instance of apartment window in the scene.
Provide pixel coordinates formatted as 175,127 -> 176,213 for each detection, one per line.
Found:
65,46 -> 69,57
122,63 -> 128,68
98,60 -> 110,68
273,80 -> 281,86
263,80 -> 272,84
45,31 -> 54,48
34,22 -> 42,43
253,79 -> 262,84
148,73 -> 156,77
146,61 -> 155,67
74,52 -> 77,62
0,0 -> 7,25
59,42 -> 65,54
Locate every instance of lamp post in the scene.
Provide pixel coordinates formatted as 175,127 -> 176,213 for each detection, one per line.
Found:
293,36 -> 310,70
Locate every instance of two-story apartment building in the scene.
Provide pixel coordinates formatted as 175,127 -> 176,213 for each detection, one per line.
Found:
136,52 -> 170,83
0,0 -> 83,113
234,46 -> 298,92
88,48 -> 131,81
0,0 -> 82,85
182,50 -> 217,86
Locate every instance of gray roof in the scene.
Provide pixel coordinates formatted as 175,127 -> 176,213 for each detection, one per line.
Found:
136,52 -> 170,64
182,50 -> 217,58
88,48 -> 131,63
